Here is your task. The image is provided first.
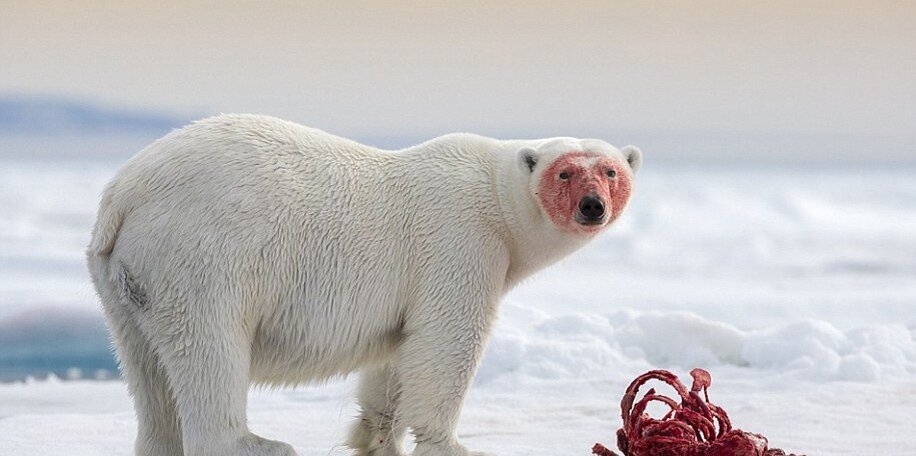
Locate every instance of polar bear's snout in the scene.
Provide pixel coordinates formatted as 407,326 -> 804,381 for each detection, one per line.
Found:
535,148 -> 636,234
576,194 -> 606,224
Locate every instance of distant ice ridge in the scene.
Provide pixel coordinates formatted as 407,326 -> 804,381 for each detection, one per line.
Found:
476,303 -> 916,385
0,94 -> 186,135
0,307 -> 116,382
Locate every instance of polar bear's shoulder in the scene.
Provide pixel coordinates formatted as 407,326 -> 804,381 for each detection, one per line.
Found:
400,132 -> 503,161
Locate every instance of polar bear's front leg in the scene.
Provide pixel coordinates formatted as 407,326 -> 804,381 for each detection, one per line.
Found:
393,283 -> 500,456
348,364 -> 408,456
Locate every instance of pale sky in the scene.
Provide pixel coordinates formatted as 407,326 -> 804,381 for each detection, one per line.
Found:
1,1 -> 914,160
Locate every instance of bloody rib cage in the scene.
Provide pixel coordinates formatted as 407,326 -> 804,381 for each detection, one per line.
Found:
593,369 -> 803,456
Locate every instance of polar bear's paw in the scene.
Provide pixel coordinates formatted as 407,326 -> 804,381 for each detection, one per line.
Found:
346,421 -> 407,456
353,444 -> 409,456
227,433 -> 297,456
137,441 -> 183,456
412,440 -> 495,456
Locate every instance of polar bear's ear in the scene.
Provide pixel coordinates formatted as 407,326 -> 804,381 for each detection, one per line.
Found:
622,145 -> 642,174
518,147 -> 538,173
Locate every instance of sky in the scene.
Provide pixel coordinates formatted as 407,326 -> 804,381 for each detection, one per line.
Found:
1,1 -> 915,161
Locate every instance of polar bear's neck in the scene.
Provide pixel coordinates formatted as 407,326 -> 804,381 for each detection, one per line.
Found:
492,142 -> 596,290
397,134 -> 595,292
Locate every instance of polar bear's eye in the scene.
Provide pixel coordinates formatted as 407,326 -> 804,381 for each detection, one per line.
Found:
558,171 -> 570,180
606,169 -> 617,178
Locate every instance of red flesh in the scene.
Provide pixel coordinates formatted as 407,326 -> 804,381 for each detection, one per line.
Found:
593,369 -> 802,456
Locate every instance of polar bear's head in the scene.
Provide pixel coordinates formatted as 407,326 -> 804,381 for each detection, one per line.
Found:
516,138 -> 641,236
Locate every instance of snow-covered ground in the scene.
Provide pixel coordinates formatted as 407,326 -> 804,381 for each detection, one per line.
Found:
1,156 -> 915,455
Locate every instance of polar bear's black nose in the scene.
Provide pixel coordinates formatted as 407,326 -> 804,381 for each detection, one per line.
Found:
578,195 -> 605,222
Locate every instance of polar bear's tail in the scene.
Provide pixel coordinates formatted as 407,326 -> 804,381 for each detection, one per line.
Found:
88,181 -> 126,257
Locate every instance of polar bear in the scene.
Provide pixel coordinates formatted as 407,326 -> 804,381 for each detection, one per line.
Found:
86,114 -> 641,456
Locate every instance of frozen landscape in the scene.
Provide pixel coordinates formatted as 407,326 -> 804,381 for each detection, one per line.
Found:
1,133 -> 914,455
3,0 -> 915,453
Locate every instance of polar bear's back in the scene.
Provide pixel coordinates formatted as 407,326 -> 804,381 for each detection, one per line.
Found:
122,114 -> 384,190
98,113 -> 394,248
91,114 -> 406,309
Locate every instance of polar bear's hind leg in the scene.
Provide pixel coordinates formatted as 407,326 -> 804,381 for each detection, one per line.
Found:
113,315 -> 184,456
150,298 -> 296,456
98,266 -> 184,456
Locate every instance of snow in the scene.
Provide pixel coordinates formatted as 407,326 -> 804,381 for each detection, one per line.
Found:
1,156 -> 915,455
2,369 -> 915,455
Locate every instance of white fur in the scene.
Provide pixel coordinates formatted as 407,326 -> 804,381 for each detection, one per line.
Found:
86,114 -> 640,456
